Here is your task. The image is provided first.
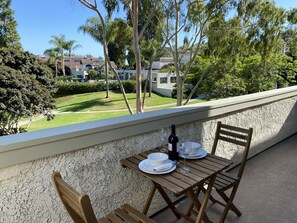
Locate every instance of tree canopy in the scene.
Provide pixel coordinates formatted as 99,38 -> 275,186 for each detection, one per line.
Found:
0,0 -> 22,50
0,48 -> 56,135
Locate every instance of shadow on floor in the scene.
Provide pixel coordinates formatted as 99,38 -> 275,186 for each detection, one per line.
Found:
152,133 -> 297,223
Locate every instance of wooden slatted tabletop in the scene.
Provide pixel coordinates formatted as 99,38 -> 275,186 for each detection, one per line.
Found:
120,148 -> 232,195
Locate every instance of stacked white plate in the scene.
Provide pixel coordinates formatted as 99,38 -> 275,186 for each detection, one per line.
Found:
180,142 -> 208,159
138,159 -> 176,174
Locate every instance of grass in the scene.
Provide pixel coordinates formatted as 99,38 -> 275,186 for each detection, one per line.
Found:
55,91 -> 177,112
26,91 -> 204,132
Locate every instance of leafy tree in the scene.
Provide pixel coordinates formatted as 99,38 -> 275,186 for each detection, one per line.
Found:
240,54 -> 275,93
0,0 -> 22,50
272,54 -> 297,86
107,19 -> 132,68
0,48 -> 56,135
44,48 -> 60,77
87,69 -> 99,80
160,0 -> 237,106
141,39 -> 163,102
246,1 -> 286,73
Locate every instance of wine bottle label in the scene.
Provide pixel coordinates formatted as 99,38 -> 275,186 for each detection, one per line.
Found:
168,143 -> 172,151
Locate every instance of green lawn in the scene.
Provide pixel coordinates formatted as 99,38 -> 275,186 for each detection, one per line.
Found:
26,92 -> 204,132
55,91 -> 177,112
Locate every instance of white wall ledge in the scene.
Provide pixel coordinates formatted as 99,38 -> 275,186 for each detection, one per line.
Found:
1,86 -> 297,169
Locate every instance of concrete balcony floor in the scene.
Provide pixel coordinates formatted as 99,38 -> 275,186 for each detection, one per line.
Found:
152,133 -> 297,223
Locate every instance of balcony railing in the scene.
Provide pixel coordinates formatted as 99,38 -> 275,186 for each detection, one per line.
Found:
1,86 -> 297,222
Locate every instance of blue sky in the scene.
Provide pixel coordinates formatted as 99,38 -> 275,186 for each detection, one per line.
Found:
11,0 -> 297,58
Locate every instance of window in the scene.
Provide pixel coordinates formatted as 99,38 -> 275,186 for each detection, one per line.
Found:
170,77 -> 176,83
160,77 -> 167,84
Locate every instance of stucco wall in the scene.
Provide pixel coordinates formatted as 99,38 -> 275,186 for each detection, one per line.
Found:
1,87 -> 297,222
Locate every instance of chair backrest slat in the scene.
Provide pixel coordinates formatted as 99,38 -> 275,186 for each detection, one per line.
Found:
220,123 -> 250,134
52,172 -> 98,223
217,135 -> 247,147
212,121 -> 253,180
219,129 -> 248,140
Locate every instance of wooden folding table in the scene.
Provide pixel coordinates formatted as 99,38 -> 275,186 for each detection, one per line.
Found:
120,148 -> 232,223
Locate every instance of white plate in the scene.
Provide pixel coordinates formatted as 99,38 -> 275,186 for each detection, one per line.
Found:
182,141 -> 201,150
138,159 -> 176,174
180,148 -> 208,160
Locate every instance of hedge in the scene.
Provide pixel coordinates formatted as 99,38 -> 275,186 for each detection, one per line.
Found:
56,80 -> 143,96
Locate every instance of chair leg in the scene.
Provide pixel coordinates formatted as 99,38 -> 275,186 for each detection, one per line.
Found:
217,189 -> 241,216
218,185 -> 240,223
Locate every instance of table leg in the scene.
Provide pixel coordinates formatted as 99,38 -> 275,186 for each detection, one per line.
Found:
195,174 -> 217,223
154,183 -> 182,219
186,189 -> 212,223
142,184 -> 157,215
143,183 -> 157,214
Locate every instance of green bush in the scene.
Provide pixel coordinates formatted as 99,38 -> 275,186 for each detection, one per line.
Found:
122,80 -> 136,93
56,81 -> 121,96
56,82 -> 104,95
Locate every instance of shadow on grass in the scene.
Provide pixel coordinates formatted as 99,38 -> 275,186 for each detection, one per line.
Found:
58,96 -> 137,112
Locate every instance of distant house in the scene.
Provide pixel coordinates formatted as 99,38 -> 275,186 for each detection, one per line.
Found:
152,72 -> 176,97
64,56 -> 103,79
111,54 -> 190,97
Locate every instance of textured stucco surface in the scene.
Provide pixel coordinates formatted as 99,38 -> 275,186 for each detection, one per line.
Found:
0,96 -> 297,222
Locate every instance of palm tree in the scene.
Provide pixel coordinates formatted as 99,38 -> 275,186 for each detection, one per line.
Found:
49,34 -> 66,76
64,40 -> 82,72
78,17 -> 110,98
44,48 -> 60,77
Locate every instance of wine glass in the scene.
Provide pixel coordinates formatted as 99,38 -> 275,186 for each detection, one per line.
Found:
179,141 -> 192,173
159,128 -> 167,153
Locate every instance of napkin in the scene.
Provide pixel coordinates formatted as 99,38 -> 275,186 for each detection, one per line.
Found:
153,163 -> 173,172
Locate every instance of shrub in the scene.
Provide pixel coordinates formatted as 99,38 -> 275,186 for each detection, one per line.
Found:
122,80 -> 136,93
56,81 -> 104,95
56,81 -> 121,96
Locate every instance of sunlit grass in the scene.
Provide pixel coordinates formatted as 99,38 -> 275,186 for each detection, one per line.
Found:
55,91 -> 177,112
26,91 -> 205,132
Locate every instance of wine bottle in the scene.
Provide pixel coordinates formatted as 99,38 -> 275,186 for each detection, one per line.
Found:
168,125 -> 179,161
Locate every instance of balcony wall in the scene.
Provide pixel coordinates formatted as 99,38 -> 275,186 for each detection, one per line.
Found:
1,86 -> 297,222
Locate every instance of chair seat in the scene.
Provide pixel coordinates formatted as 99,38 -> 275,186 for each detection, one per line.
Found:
206,172 -> 239,191
98,203 -> 156,223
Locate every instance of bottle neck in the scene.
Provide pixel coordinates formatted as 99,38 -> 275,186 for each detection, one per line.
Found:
171,125 -> 176,135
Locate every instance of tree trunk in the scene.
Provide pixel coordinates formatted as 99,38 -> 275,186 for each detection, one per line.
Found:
133,0 -> 143,113
106,47 -> 133,114
183,69 -> 207,105
55,61 -> 58,77
142,61 -> 153,109
148,61 -> 153,97
69,50 -> 72,74
174,0 -> 183,106
104,55 -> 109,98
61,51 -> 65,76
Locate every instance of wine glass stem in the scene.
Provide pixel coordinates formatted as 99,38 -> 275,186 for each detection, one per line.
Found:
183,158 -> 186,169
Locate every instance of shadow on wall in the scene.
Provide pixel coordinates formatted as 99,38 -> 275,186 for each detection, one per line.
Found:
227,100 -> 297,167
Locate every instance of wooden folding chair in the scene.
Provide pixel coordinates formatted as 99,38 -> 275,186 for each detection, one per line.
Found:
188,121 -> 253,223
52,172 -> 156,223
